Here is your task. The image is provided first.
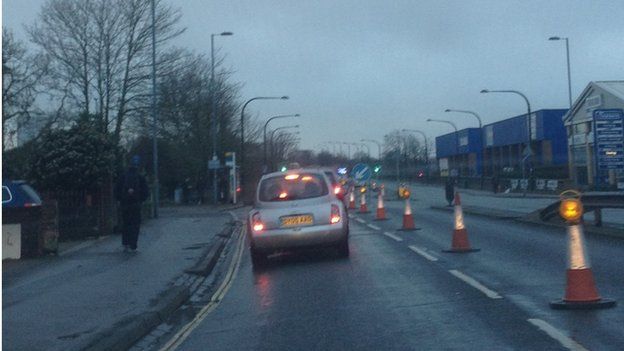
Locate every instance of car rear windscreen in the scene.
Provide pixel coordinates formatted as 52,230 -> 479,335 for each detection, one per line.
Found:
259,173 -> 329,202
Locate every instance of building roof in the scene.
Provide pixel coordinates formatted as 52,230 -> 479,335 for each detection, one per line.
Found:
564,80 -> 624,123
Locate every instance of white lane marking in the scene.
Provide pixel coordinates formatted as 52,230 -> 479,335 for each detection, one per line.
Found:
367,223 -> 381,230
383,231 -> 403,242
355,218 -> 366,224
448,269 -> 503,299
408,245 -> 438,261
527,319 -> 588,351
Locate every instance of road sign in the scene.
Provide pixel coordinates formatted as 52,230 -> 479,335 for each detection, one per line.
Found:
352,163 -> 371,184
208,159 -> 220,170
594,109 -> 624,172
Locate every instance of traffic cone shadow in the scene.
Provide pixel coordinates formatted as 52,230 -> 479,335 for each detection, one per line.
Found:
397,198 -> 420,231
550,223 -> 616,309
443,192 -> 479,253
374,192 -> 389,221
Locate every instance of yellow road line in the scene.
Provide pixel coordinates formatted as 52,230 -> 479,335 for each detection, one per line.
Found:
160,225 -> 246,351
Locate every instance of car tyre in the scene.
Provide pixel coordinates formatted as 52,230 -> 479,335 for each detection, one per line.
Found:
250,247 -> 268,267
337,238 -> 350,258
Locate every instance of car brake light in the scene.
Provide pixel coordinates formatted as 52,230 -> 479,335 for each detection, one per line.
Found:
285,174 -> 299,180
24,203 -> 40,207
330,204 -> 341,224
251,212 -> 264,233
334,186 -> 341,195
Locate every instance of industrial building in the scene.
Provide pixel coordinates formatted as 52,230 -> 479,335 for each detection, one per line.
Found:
435,109 -> 568,179
563,81 -> 624,189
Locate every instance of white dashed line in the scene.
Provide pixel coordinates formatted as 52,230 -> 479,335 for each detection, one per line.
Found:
367,224 -> 381,230
408,245 -> 438,261
527,319 -> 588,351
448,269 -> 503,299
383,231 -> 403,242
355,218 -> 366,224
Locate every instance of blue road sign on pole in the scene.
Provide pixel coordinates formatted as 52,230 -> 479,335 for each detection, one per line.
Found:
593,109 -> 624,186
352,163 -> 371,185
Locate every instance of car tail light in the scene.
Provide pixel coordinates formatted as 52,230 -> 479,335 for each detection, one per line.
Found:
251,212 -> 264,233
330,204 -> 341,224
24,202 -> 40,207
334,186 -> 342,195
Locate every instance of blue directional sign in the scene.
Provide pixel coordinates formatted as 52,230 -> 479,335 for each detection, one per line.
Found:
593,109 -> 624,186
352,163 -> 371,185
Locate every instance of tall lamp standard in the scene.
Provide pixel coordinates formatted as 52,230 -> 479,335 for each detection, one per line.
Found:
210,31 -> 233,205
549,36 -> 575,183
240,96 -> 288,196
150,0 -> 159,217
480,89 -> 532,195
427,118 -> 459,177
361,139 -> 382,160
263,114 -> 300,172
444,109 -> 485,188
548,36 -> 573,108
401,129 -> 429,181
269,125 -> 299,170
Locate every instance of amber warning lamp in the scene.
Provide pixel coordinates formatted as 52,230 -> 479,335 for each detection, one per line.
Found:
558,190 -> 583,223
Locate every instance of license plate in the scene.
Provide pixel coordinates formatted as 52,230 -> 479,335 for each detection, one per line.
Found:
281,215 -> 313,227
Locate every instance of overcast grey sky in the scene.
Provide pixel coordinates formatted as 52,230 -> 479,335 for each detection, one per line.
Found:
3,0 -> 624,151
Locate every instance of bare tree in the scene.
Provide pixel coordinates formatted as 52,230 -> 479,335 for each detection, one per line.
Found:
2,29 -> 48,150
27,0 -> 185,144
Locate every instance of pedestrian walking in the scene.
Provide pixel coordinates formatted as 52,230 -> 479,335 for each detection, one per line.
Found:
115,155 -> 149,252
445,177 -> 455,207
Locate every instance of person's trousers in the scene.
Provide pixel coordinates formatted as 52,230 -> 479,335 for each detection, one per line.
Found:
121,205 -> 142,250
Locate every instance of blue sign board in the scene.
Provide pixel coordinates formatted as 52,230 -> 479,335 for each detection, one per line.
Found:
593,109 -> 624,185
352,163 -> 371,184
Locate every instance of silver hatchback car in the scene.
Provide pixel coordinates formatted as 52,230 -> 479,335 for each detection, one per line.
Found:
248,169 -> 349,265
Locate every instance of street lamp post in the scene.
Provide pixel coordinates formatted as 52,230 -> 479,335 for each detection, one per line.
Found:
263,114 -> 300,172
549,36 -> 575,184
150,0 -> 159,217
480,89 -> 532,195
269,125 -> 299,171
361,139 -> 382,160
401,129 -> 429,181
210,31 -> 233,205
548,36 -> 573,108
240,96 -> 288,197
444,109 -> 485,188
427,118 -> 459,178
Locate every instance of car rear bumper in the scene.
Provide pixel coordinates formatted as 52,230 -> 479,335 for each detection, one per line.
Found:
250,222 -> 347,252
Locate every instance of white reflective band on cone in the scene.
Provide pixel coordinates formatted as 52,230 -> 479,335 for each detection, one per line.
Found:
454,204 -> 465,230
361,192 -> 366,205
377,193 -> 383,207
568,224 -> 590,270
404,199 -> 412,215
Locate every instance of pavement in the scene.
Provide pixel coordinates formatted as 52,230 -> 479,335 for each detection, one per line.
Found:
2,205 -> 240,351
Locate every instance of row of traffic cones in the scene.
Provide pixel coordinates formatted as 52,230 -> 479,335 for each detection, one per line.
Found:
347,185 -> 615,310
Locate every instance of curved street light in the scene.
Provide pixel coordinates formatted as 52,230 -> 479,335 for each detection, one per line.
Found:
269,125 -> 299,171
263,114 -> 300,171
444,109 -> 485,186
480,89 -> 532,192
361,139 -> 382,160
240,96 -> 289,194
427,118 -> 459,176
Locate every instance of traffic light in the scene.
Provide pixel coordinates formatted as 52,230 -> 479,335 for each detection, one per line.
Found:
280,166 -> 287,172
373,165 -> 381,173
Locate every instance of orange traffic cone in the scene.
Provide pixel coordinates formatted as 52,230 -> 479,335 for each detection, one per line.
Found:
550,223 -> 615,309
359,191 -> 370,213
374,191 -> 388,221
443,192 -> 479,253
348,189 -> 356,210
398,198 -> 419,231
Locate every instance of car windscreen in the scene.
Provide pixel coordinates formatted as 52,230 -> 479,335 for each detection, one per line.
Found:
259,173 -> 329,202
20,184 -> 42,204
323,171 -> 338,186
